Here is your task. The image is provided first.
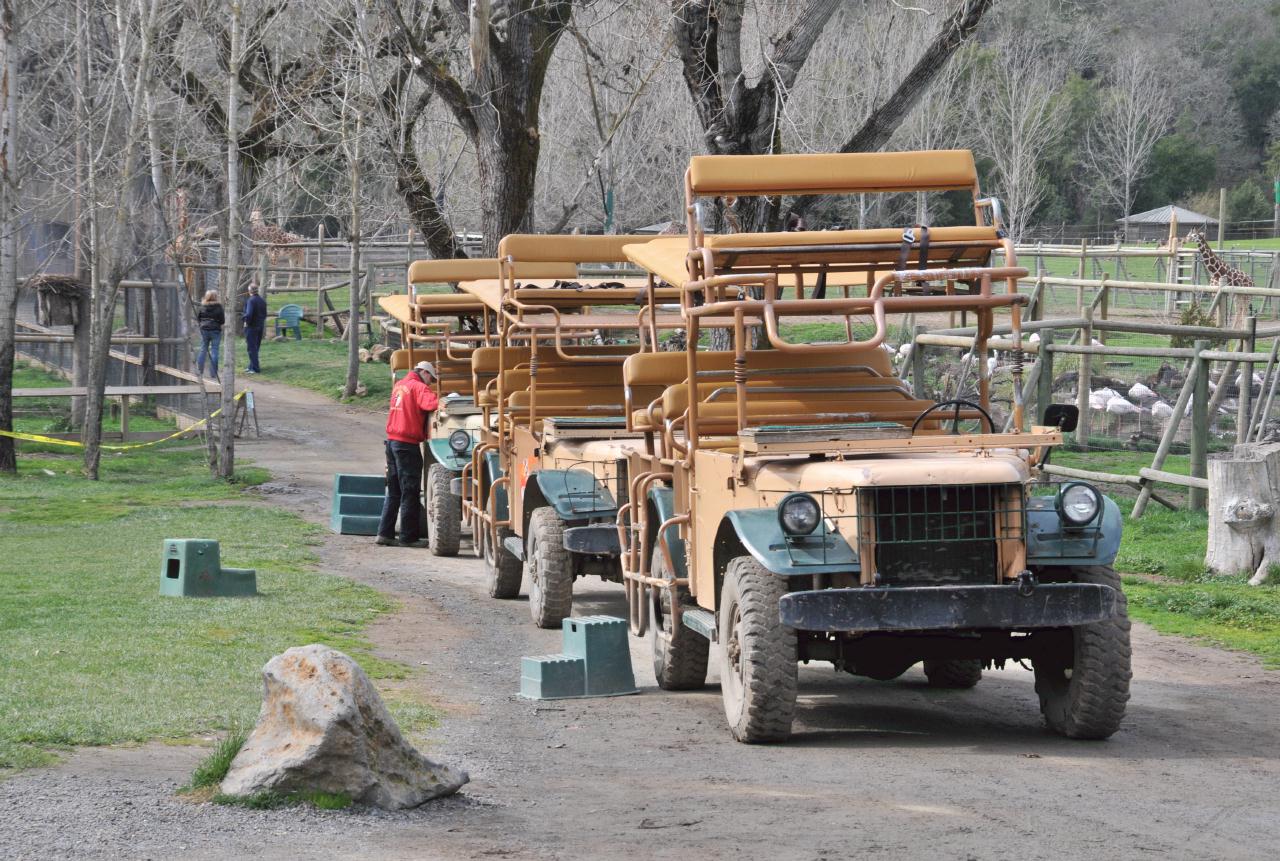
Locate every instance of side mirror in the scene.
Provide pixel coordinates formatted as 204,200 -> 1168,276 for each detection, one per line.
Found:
1043,404 -> 1079,433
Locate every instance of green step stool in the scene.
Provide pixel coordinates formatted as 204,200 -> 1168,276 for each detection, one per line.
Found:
331,473 -> 385,535
160,539 -> 257,598
520,615 -> 637,700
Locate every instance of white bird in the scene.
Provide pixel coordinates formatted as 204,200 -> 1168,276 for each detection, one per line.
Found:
1028,332 -> 1041,344
1092,387 -> 1121,403
1128,382 -> 1156,403
1151,401 -> 1174,420
1089,391 -> 1109,411
1105,396 -> 1140,434
898,343 -> 912,358
1091,338 -> 1103,347
1235,371 -> 1264,390
881,342 -> 896,355
986,356 -> 998,375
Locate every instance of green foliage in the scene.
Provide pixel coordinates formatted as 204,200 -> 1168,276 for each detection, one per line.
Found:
184,729 -> 249,791
1170,302 -> 1219,348
1231,48 -> 1280,154
1133,133 -> 1216,213
1227,179 -> 1272,222
1123,577 -> 1280,668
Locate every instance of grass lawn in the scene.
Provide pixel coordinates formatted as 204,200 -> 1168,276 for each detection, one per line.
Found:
0,447 -> 434,775
1050,447 -> 1280,667
253,328 -> 393,408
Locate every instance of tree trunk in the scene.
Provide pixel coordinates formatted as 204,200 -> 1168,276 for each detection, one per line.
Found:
345,110 -> 362,398
475,127 -> 538,255
1206,442 -> 1280,585
218,0 -> 242,480
0,0 -> 16,474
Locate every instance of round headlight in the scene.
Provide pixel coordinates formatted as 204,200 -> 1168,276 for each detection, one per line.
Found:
448,429 -> 471,454
1057,482 -> 1101,527
778,493 -> 822,536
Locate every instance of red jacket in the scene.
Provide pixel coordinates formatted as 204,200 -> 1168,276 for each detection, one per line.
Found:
385,374 -> 439,444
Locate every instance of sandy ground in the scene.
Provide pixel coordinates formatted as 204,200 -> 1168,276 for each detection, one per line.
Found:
3,378 -> 1279,860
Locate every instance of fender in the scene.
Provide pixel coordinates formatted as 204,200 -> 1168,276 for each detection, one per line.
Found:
426,439 -> 471,472
722,509 -> 859,577
483,449 -> 508,521
530,469 -> 617,522
647,486 -> 687,579
1026,494 -> 1123,567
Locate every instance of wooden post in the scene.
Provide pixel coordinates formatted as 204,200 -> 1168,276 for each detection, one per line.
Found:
911,324 -> 926,399
1238,316 -> 1258,444
1077,238 -> 1087,314
120,395 -> 129,442
1037,329 -> 1055,423
1206,442 -> 1280,585
1075,307 -> 1093,446
1098,276 -> 1109,345
1190,339 -> 1209,511
1133,356 -> 1202,518
1217,187 -> 1227,250
315,224 -> 326,338
364,261 -> 376,340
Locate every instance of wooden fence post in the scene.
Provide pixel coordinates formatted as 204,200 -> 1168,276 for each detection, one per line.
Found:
912,324 -> 926,399
1077,238 -> 1087,314
1238,315 -> 1257,444
1133,356 -> 1201,519
1037,329 -> 1055,423
365,262 -> 376,340
1075,306 -> 1093,446
315,225 -> 326,338
1190,339 -> 1209,511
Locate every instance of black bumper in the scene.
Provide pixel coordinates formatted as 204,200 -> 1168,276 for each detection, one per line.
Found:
562,524 -> 621,555
778,583 -> 1119,632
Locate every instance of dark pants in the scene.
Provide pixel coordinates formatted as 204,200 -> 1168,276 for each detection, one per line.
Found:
378,440 -> 424,542
196,330 -> 221,379
245,325 -> 264,372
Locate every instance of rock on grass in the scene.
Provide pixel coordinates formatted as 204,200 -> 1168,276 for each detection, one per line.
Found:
220,645 -> 467,808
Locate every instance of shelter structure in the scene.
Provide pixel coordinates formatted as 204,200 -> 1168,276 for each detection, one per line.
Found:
1117,205 -> 1218,243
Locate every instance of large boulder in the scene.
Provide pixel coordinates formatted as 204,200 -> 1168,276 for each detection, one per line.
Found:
220,645 -> 467,808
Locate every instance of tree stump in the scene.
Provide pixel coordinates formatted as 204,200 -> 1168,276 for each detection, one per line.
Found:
1206,442 -> 1280,585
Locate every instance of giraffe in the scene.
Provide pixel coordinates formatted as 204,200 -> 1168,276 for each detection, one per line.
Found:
1186,229 -> 1253,288
249,210 -> 306,290
165,190 -> 215,298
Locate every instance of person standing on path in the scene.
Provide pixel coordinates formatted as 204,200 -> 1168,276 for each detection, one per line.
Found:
377,361 -> 439,547
242,284 -> 268,374
195,290 -> 224,380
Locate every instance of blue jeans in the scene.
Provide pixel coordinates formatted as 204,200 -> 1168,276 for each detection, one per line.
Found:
197,330 -> 222,378
378,440 -> 425,542
244,325 -> 264,372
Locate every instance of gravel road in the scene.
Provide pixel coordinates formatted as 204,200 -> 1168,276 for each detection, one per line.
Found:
3,379 -> 1278,861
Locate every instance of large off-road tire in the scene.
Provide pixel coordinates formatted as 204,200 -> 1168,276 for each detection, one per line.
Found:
923,659 -> 983,689
426,464 -> 461,557
649,542 -> 709,690
1033,565 -> 1132,740
526,507 -> 574,628
718,557 -> 797,743
482,523 -> 522,599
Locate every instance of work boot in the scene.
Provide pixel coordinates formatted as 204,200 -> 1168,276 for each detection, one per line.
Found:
398,538 -> 430,548
375,535 -> 397,546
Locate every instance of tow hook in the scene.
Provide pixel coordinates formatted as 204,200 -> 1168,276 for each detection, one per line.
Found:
1015,570 -> 1038,597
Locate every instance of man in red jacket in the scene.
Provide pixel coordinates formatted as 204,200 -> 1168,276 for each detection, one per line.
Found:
377,361 -> 440,547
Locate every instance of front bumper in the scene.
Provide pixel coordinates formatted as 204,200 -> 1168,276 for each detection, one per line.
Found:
778,583 -> 1119,632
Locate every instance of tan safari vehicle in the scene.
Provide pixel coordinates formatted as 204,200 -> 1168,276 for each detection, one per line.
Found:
616,149 -> 1130,743
457,234 -> 699,626
380,257 -> 575,555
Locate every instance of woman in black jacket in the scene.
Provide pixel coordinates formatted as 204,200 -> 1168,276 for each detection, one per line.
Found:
196,290 -> 225,380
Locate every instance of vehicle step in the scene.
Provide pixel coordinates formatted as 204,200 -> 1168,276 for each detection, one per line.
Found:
682,608 -> 717,642
503,535 -> 526,561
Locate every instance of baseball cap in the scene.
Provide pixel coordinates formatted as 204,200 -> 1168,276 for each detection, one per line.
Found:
414,361 -> 437,378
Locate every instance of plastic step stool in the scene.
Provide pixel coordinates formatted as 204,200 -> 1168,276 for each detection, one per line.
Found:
330,473 -> 386,535
519,615 -> 637,699
160,539 -> 257,597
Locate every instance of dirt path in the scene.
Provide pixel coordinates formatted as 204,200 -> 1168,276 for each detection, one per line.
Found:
4,379 -> 1279,860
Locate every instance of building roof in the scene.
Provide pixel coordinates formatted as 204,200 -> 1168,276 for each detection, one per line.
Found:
1117,205 -> 1218,226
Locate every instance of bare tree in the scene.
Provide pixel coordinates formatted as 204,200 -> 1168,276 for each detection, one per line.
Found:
969,31 -> 1074,242
378,0 -> 575,255
0,0 -> 18,472
1083,50 -> 1175,235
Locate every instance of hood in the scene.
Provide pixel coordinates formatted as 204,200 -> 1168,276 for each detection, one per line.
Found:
749,450 -> 1030,491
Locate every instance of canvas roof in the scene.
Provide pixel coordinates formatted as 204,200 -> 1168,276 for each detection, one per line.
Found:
1117,205 -> 1218,226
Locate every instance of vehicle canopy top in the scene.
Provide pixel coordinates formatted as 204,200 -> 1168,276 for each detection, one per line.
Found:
685,149 -> 980,198
407,257 -> 576,286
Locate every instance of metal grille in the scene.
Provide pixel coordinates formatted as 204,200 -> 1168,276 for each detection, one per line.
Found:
862,484 -> 1024,586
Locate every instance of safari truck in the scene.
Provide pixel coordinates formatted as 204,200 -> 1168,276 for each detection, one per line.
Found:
380,257 -> 575,555
457,234 -> 694,626
616,149 -> 1130,743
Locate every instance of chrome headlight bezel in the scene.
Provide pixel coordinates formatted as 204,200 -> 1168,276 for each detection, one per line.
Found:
778,492 -> 822,536
1056,481 -> 1102,528
447,429 -> 471,454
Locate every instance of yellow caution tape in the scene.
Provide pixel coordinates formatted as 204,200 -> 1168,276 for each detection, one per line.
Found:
0,392 -> 246,451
